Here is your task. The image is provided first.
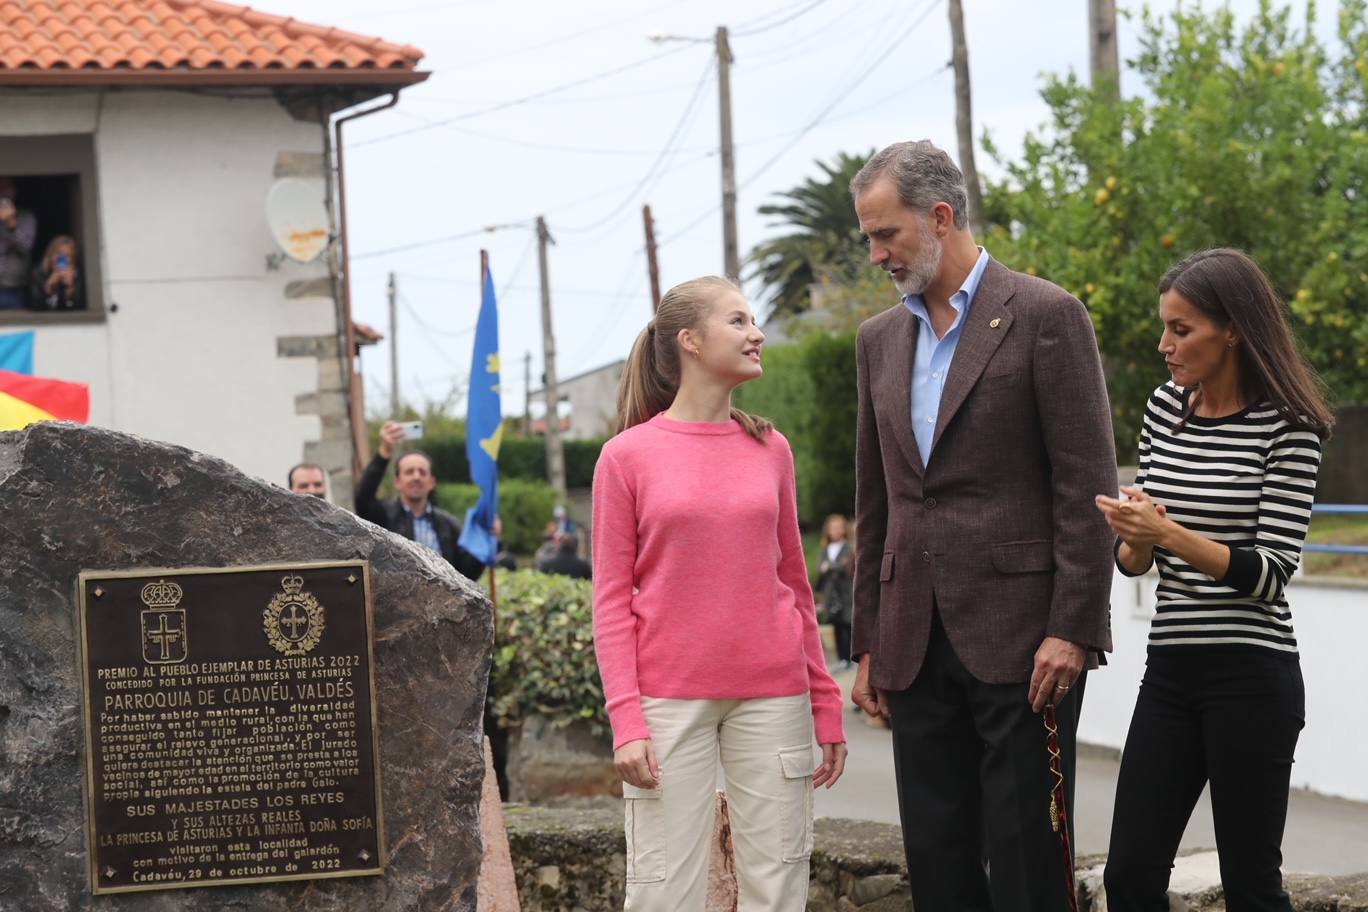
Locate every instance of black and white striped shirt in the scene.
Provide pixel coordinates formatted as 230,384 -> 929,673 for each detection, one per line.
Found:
1119,382 -> 1323,655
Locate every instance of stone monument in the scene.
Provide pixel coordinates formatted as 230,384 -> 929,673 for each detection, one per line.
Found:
0,422 -> 493,910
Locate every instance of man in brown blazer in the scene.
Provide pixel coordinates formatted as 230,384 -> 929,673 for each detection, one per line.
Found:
848,140 -> 1116,911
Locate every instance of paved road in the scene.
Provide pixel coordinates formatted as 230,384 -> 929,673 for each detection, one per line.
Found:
813,666 -> 1368,876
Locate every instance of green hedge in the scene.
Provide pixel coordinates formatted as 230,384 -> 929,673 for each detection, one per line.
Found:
733,331 -> 858,525
420,435 -> 605,489
436,479 -> 558,557
487,570 -> 607,737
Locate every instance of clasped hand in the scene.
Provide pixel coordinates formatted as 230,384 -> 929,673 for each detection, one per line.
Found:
1094,485 -> 1168,548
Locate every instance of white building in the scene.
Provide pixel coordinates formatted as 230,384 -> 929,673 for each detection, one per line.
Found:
0,0 -> 427,503
530,359 -> 624,442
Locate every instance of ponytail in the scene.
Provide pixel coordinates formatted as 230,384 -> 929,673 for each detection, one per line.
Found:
613,276 -> 773,443
616,322 -> 675,434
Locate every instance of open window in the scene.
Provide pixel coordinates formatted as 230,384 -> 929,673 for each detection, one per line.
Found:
0,134 -> 105,323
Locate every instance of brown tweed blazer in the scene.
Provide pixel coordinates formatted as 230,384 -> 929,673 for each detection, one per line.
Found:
852,259 -> 1117,691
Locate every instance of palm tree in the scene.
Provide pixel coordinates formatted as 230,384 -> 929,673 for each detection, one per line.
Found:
747,151 -> 872,316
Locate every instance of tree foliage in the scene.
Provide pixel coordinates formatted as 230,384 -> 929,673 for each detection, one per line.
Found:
487,571 -> 606,737
981,0 -> 1368,451
747,151 -> 875,316
734,331 -> 858,526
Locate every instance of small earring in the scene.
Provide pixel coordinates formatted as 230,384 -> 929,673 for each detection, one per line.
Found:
1227,341 -> 1236,349
691,349 -> 701,359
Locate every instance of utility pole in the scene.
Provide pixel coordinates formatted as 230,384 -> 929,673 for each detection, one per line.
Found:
947,0 -> 984,237
715,26 -> 740,282
536,216 -> 567,497
523,351 -> 532,435
387,271 -> 399,415
1089,0 -> 1120,101
643,204 -> 662,311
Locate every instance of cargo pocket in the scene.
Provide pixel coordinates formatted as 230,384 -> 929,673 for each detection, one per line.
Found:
623,783 -> 666,883
778,747 -> 814,863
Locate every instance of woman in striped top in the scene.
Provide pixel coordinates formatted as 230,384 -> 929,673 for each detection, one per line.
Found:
1096,249 -> 1333,911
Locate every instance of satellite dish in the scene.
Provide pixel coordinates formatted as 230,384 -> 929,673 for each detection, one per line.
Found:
265,177 -> 330,263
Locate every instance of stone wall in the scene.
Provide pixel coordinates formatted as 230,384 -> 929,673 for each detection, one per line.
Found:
504,806 -> 911,912
505,807 -> 1368,912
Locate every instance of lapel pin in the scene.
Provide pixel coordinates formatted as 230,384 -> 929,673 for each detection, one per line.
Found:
990,318 -> 1002,329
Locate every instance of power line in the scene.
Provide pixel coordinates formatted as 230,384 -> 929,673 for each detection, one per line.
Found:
385,108 -> 712,157
351,43 -> 697,149
400,294 -> 477,342
350,222 -> 529,261
559,56 -> 716,235
740,0 -> 944,189
733,0 -> 831,36
560,249 -> 648,376
657,0 -> 945,249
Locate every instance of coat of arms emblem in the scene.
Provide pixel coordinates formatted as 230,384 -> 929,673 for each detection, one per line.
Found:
140,579 -> 188,664
263,574 -> 325,655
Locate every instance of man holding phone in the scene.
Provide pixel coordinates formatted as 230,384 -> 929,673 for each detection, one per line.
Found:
354,419 -> 485,581
0,177 -> 37,310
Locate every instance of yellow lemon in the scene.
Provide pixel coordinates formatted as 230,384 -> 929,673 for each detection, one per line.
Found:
1094,188 -> 1111,206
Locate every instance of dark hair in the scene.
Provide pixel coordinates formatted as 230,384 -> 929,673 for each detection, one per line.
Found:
558,533 -> 579,554
287,462 -> 324,487
616,275 -> 772,442
1159,248 -> 1333,438
393,450 -> 435,477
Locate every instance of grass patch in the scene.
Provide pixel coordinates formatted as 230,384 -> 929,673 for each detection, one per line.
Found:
1303,513 -> 1368,580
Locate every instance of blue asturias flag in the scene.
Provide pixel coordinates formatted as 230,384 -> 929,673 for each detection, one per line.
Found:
458,251 -> 503,566
0,331 -> 35,375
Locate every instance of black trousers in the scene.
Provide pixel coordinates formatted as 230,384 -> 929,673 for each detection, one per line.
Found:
835,619 -> 853,663
1104,649 -> 1305,912
886,612 -> 1083,912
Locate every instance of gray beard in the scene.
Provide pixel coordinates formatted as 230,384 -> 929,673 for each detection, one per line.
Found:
891,226 -> 944,296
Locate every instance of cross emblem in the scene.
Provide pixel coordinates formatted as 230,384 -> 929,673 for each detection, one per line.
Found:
147,614 -> 182,661
281,604 -> 309,640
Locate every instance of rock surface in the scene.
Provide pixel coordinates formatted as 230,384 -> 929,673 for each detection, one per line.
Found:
0,422 -> 493,911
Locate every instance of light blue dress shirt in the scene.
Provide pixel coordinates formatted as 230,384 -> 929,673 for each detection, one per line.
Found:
405,504 -> 442,554
905,247 -> 991,464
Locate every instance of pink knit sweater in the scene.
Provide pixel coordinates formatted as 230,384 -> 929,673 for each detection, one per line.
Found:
591,413 -> 846,751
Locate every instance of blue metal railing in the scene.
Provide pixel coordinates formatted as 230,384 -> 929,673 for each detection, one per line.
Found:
1306,504 -> 1368,556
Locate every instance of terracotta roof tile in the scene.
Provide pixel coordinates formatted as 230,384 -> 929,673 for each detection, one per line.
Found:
0,0 -> 424,80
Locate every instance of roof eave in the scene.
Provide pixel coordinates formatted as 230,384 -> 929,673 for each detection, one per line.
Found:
0,69 -> 430,89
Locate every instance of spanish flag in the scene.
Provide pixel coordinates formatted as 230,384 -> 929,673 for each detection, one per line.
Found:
0,369 -> 90,430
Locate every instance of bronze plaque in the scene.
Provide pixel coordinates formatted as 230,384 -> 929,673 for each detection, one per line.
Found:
76,561 -> 385,895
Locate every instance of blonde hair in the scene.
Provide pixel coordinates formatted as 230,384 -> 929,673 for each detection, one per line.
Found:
819,513 -> 849,548
41,234 -> 77,273
616,275 -> 772,442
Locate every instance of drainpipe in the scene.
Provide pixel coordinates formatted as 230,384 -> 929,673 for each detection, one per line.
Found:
333,92 -> 400,481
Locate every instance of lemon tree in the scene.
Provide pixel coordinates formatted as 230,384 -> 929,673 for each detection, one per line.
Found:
982,0 -> 1368,450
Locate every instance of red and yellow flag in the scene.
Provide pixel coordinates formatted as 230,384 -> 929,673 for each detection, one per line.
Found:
0,369 -> 90,430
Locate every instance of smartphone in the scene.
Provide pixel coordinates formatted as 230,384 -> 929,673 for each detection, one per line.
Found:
397,420 -> 424,441
55,254 -> 70,270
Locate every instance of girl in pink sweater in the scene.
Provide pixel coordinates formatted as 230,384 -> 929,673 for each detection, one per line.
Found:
592,275 -> 847,910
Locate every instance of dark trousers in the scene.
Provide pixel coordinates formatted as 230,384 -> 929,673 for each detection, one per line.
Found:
835,619 -> 852,663
886,612 -> 1083,912
1104,649 -> 1305,912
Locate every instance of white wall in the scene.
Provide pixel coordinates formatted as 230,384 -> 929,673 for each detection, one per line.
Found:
1081,571 -> 1368,803
1,91 -> 336,486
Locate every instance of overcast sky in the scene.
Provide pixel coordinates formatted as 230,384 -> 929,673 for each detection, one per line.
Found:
264,0 -> 1334,420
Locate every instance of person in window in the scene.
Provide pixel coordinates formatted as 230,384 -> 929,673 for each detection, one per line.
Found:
31,235 -> 83,312
0,177 -> 37,310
